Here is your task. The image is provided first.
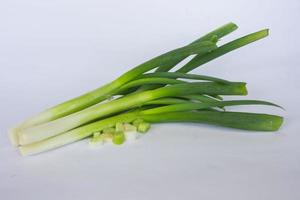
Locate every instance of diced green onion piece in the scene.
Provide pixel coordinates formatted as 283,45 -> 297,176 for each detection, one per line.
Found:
123,123 -> 137,132
112,131 -> 126,145
132,119 -> 144,127
137,122 -> 151,133
119,123 -> 138,141
124,131 -> 139,141
103,127 -> 115,134
93,132 -> 101,137
89,136 -> 104,144
102,133 -> 114,143
89,132 -> 104,146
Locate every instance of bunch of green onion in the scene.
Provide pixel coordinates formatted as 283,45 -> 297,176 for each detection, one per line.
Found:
9,22 -> 284,156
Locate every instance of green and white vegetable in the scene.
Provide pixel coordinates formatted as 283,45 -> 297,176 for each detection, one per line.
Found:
9,22 -> 284,156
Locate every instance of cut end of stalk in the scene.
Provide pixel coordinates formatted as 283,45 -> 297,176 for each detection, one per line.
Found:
89,133 -> 105,147
268,116 -> 284,131
237,82 -> 248,95
8,127 -> 19,147
137,122 -> 151,133
19,145 -> 44,156
18,146 -> 32,156
18,133 -> 31,146
229,22 -> 239,31
192,22 -> 238,45
217,22 -> 239,38
262,29 -> 269,37
112,131 -> 126,145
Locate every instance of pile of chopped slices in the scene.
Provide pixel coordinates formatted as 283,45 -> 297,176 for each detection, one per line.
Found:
89,120 -> 150,147
9,22 -> 284,156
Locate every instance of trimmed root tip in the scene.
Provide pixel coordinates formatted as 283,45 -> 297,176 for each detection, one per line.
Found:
8,127 -> 20,147
18,147 -> 26,156
18,146 -> 33,156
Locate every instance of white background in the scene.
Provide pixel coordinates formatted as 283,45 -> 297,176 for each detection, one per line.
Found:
1,0 -> 299,199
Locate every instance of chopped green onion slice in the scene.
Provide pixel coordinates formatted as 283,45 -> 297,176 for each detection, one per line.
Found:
137,122 -> 151,133
124,123 -> 137,132
112,131 -> 126,145
103,127 -> 115,134
132,119 -> 144,127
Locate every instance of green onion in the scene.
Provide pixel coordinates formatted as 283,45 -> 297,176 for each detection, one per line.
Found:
103,127 -> 115,134
101,133 -> 114,143
9,22 -> 284,156
124,123 -> 137,132
137,122 -> 151,133
112,131 -> 126,145
89,132 -> 104,145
